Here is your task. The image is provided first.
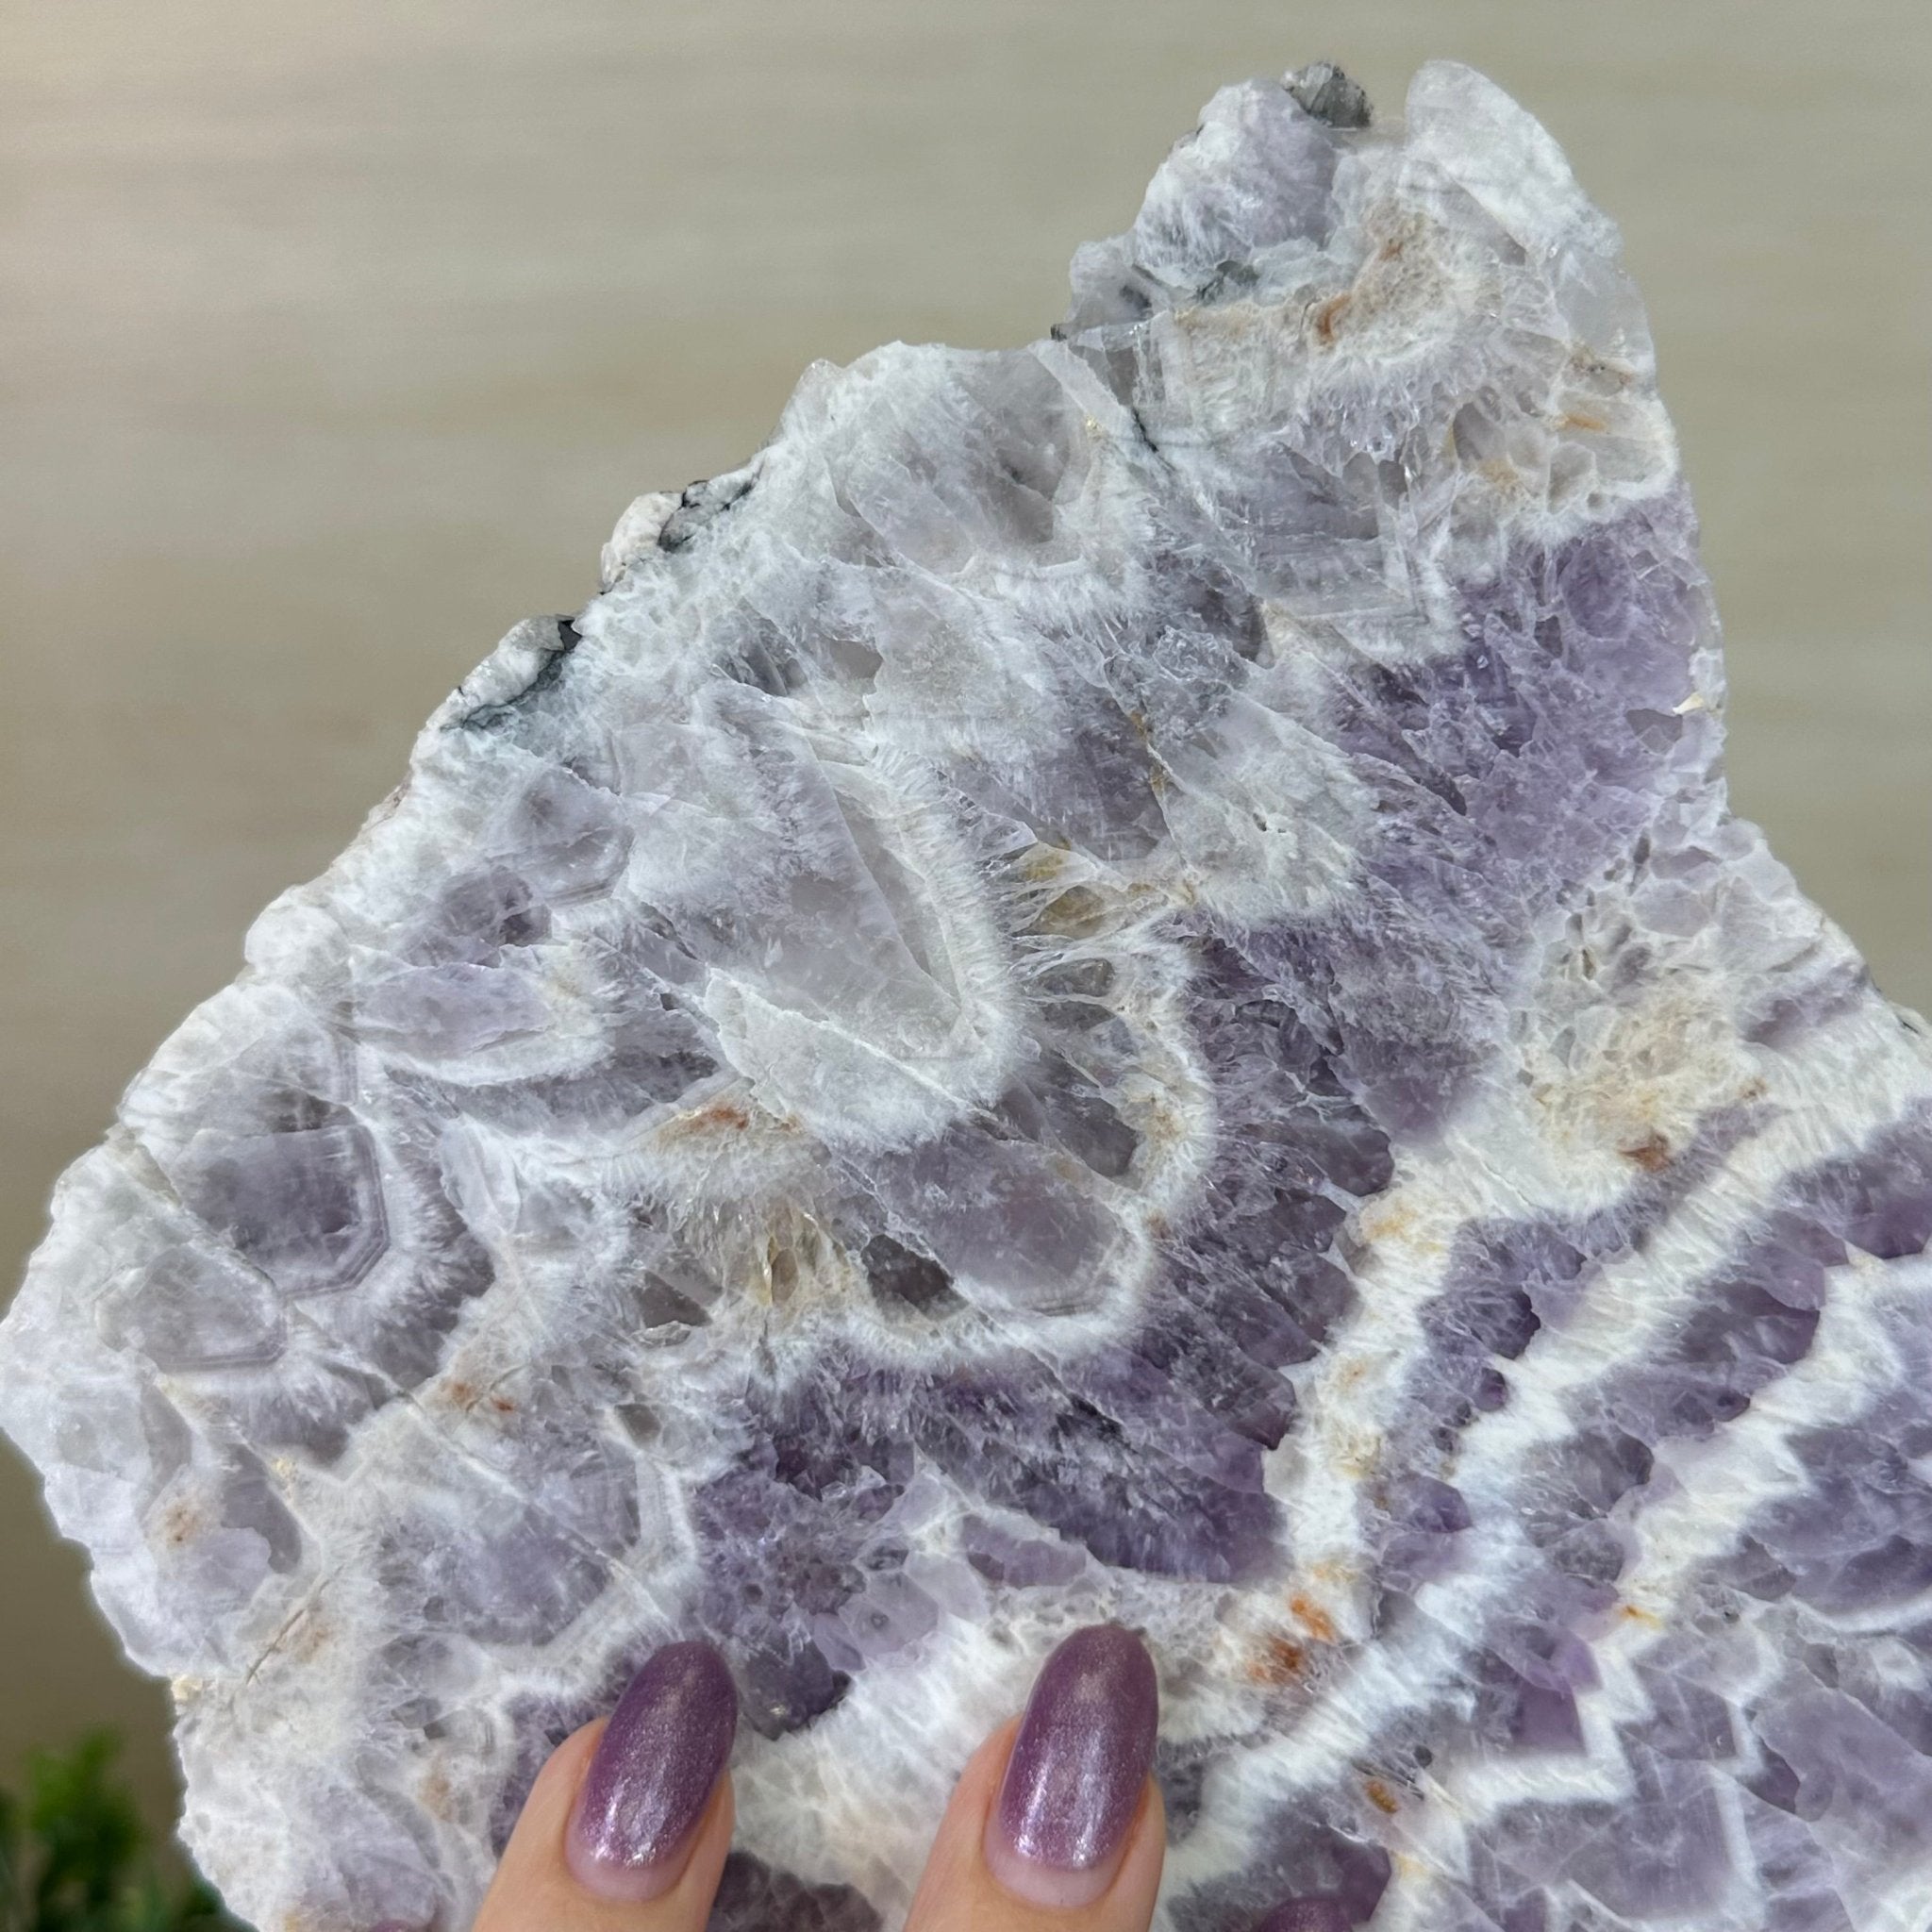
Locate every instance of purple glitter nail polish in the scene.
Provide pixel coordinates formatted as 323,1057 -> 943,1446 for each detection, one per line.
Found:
987,1624 -> 1158,1908
1255,1902 -> 1355,1932
565,1641 -> 738,1903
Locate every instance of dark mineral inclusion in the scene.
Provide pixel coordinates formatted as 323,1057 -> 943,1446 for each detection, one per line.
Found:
4,57 -> 1930,1932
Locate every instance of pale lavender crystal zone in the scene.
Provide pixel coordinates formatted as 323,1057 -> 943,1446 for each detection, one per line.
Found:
5,58 -> 1932,1932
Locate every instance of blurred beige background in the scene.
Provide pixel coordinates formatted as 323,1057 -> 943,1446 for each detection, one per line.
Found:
1,0 -> 1925,1855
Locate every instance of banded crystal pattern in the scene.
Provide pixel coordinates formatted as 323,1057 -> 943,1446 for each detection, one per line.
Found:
4,60 -> 1930,1932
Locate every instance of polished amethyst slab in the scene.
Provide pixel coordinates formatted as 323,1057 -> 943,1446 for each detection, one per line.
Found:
5,58 -> 1931,1932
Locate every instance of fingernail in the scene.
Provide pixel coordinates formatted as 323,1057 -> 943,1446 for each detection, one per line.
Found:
1255,1903 -> 1354,1932
566,1641 -> 738,1903
986,1624 -> 1158,1908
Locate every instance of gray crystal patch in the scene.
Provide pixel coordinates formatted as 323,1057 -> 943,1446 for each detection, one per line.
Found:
4,57 -> 1932,1932
175,1124 -> 388,1298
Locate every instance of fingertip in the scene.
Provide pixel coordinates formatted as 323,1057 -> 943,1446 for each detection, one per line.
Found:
634,1770 -> 738,1915
471,1642 -> 740,1932
983,1802 -> 1151,1911
1079,1774 -> 1167,1923
470,1721 -> 605,1931
983,1625 -> 1161,1913
906,1707 -> 1166,1932
490,1717 -> 609,1886
564,1642 -> 738,1904
566,1768 -> 735,1908
536,1719 -> 609,1816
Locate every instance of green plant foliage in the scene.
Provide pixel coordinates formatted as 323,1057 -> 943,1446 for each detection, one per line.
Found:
0,1735 -> 242,1932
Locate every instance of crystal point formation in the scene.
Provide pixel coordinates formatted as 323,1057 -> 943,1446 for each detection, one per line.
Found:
6,60 -> 1931,1932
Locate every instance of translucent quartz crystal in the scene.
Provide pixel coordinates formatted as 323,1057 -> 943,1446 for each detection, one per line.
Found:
4,59 -> 1930,1932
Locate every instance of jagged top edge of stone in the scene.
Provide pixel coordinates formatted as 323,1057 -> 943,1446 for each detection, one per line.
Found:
104,55 -> 1668,1035
1059,59 -> 1628,337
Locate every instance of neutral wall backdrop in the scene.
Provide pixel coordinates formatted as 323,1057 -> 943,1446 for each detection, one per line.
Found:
2,0 -> 1926,1851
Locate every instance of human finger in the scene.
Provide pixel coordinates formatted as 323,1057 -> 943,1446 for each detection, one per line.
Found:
902,1624 -> 1166,1932
468,1641 -> 737,1932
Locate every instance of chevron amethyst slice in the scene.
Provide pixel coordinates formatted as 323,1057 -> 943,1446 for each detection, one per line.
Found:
4,58 -> 1930,1932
